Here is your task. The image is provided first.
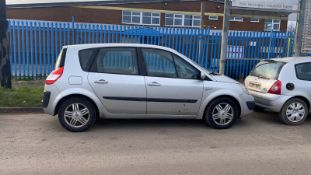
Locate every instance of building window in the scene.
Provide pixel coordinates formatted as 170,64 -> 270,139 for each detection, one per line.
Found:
122,11 -> 160,26
264,19 -> 281,31
193,16 -> 201,27
229,17 -> 243,22
142,12 -> 160,25
165,14 -> 201,27
209,16 -> 218,21
131,12 -> 141,24
250,17 -> 260,23
174,14 -> 183,26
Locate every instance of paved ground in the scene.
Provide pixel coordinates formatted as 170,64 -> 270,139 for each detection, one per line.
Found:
1,112 -> 311,175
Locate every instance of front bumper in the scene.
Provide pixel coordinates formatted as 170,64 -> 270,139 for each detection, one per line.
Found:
246,101 -> 255,110
240,93 -> 255,117
249,90 -> 291,112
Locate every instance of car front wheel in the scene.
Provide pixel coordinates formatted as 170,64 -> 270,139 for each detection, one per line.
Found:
204,97 -> 239,129
58,97 -> 97,132
279,98 -> 308,125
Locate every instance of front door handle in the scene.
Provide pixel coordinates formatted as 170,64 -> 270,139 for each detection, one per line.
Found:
94,79 -> 108,84
147,81 -> 161,86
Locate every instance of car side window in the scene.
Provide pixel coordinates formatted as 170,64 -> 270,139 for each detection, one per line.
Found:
79,48 -> 98,71
173,54 -> 200,79
93,48 -> 139,75
142,48 -> 177,78
295,63 -> 311,81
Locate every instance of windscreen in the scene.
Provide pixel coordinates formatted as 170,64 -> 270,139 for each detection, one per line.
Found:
251,61 -> 285,80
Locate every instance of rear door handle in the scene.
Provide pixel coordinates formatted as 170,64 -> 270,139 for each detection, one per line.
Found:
147,81 -> 161,86
94,79 -> 108,84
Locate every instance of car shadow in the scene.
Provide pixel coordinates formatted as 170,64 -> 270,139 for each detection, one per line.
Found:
95,118 -> 206,129
253,110 -> 281,124
252,110 -> 311,125
92,117 -> 255,131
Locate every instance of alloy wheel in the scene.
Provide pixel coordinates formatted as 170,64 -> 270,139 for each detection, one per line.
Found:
211,103 -> 234,126
64,103 -> 90,128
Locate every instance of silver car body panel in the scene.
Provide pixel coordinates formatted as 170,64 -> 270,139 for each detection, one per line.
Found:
245,57 -> 311,112
44,43 -> 254,119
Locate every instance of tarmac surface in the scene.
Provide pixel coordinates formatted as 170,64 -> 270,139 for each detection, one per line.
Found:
1,112 -> 311,175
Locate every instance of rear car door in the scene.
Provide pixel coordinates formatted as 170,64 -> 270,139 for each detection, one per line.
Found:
87,47 -> 146,114
141,48 -> 204,115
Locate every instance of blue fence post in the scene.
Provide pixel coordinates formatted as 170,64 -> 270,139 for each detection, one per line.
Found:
12,20 -> 17,78
8,21 -> 13,79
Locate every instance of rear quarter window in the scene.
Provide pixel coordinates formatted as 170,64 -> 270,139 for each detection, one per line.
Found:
295,63 -> 311,81
79,48 -> 99,71
251,61 -> 285,80
55,48 -> 67,69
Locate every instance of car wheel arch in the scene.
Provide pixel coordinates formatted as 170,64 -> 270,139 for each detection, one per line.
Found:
285,96 -> 310,112
201,95 -> 241,120
54,94 -> 99,119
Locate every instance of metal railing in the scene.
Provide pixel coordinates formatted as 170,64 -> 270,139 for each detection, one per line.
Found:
8,19 -> 294,80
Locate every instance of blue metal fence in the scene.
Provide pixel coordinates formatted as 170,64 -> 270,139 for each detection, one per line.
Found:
8,19 -> 294,80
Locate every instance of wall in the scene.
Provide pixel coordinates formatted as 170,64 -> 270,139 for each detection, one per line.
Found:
6,1 -> 288,32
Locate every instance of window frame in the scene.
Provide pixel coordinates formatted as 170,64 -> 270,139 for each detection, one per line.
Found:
208,15 -> 219,21
250,17 -> 260,23
122,10 -> 160,26
295,62 -> 311,81
264,19 -> 281,31
229,17 -> 244,22
165,13 -> 201,28
89,47 -> 142,76
140,48 -> 201,80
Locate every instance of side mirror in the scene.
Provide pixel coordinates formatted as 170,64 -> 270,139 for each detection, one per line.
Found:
200,72 -> 208,81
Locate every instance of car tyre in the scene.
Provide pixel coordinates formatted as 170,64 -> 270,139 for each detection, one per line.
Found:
279,98 -> 308,125
204,97 -> 239,129
58,97 -> 97,132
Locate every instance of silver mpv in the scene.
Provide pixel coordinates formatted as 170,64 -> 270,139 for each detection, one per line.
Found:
43,44 -> 254,132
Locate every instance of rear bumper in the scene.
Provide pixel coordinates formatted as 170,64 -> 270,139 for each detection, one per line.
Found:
43,85 -> 61,116
42,92 -> 51,108
249,90 -> 291,112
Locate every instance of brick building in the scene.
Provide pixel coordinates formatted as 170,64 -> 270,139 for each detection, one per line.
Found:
7,0 -> 289,32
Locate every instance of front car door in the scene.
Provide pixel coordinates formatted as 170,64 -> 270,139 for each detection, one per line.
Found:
87,47 -> 146,114
141,48 -> 204,115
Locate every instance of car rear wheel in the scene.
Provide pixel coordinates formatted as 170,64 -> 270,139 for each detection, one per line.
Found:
58,97 -> 97,132
204,97 -> 239,129
279,98 -> 308,125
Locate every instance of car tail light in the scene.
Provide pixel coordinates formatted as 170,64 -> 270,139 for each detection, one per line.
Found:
268,80 -> 282,95
45,67 -> 64,85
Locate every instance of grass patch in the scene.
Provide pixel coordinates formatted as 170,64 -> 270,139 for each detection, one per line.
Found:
0,80 -> 44,107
